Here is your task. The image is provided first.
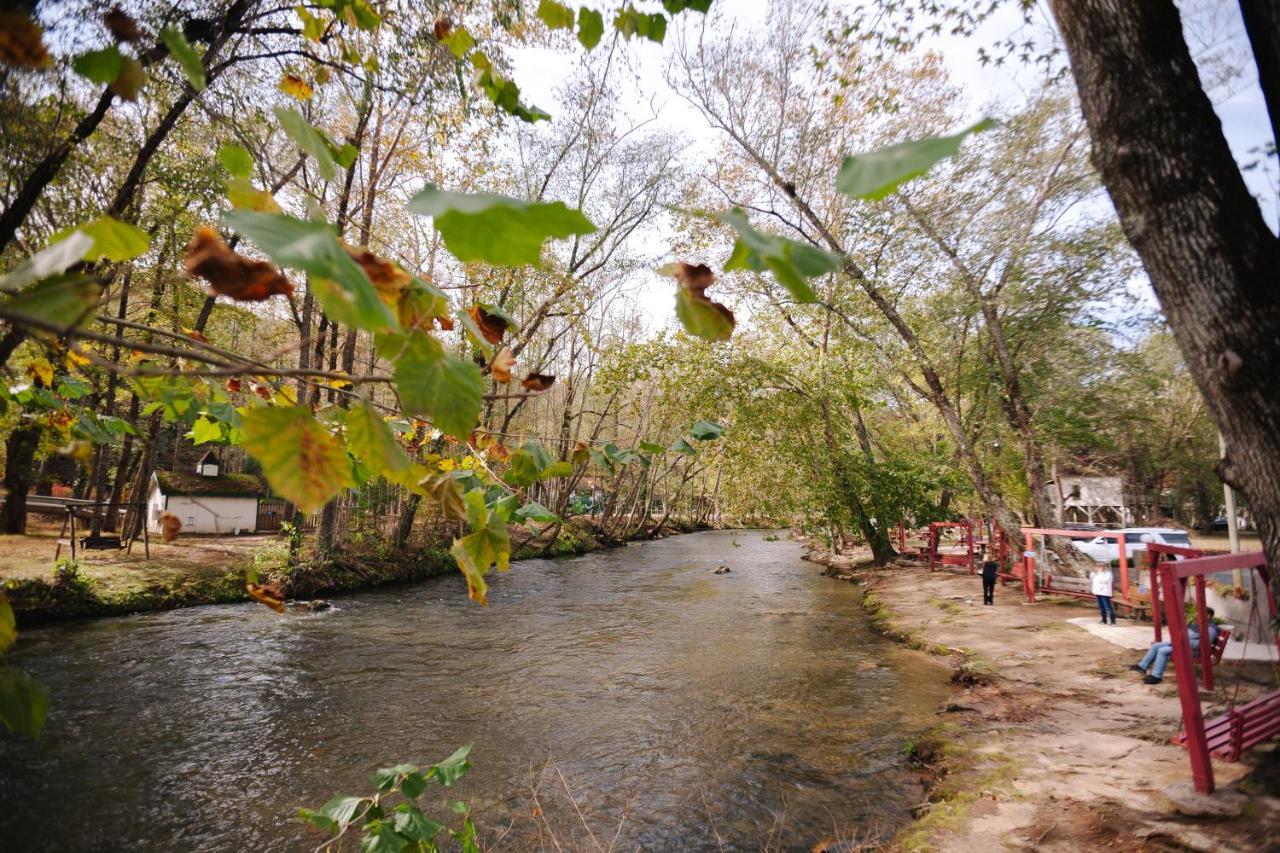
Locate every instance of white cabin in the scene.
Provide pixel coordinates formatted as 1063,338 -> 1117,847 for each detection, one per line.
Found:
148,455 -> 267,535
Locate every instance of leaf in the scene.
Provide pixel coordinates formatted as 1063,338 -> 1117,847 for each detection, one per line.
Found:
539,461 -> 573,479
421,472 -> 467,521
0,12 -> 50,69
716,209 -> 838,302
222,211 -> 396,332
185,226 -> 293,302
0,668 -> 46,739
218,144 -> 254,179
836,118 -> 997,201
431,745 -> 472,786
318,794 -> 366,829
689,419 -> 724,440
638,441 -> 666,454
521,373 -> 555,391
663,262 -> 734,341
394,805 -> 445,843
159,26 -> 205,91
2,275 -> 101,329
346,246 -> 409,300
506,449 -> 539,487
241,405 -> 355,514
662,0 -> 712,11
297,7 -> 326,41
407,185 -> 595,267
346,403 -> 414,480
536,0 -> 575,29
441,25 -> 474,58
226,178 -> 282,213
669,436 -> 696,455
0,232 -> 93,292
392,333 -> 484,440
515,501 -> 558,523
51,215 -> 150,263
490,346 -> 515,383
614,7 -> 667,43
577,7 -> 604,49
275,106 -> 339,181
104,8 -> 143,42
109,55 -> 144,101
189,416 -> 222,445
373,763 -> 418,793
450,491 -> 510,605
25,357 -> 53,388
278,72 -> 313,100
72,46 -> 123,85
467,304 -> 512,345
0,594 -> 15,654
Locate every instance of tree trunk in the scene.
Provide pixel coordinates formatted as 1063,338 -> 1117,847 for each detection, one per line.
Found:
2,426 -> 40,533
1049,0 -> 1280,605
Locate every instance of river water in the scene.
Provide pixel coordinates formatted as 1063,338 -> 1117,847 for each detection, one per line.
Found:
0,531 -> 949,851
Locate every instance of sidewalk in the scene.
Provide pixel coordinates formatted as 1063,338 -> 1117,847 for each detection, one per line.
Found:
1067,616 -> 1280,660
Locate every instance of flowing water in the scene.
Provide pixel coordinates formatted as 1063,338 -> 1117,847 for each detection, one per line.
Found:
0,531 -> 949,851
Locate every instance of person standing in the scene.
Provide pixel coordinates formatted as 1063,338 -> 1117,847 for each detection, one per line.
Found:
1091,564 -> 1116,625
980,548 -> 998,605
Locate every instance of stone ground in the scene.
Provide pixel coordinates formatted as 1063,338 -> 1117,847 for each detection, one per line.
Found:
812,549 -> 1280,852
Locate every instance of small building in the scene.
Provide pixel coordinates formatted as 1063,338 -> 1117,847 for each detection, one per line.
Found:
148,452 -> 267,534
1045,474 -> 1133,527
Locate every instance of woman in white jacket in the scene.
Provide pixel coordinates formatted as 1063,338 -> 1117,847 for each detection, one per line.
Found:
1091,564 -> 1116,625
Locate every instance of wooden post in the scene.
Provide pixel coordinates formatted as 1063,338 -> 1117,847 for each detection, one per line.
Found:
69,509 -> 76,561
1162,568 -> 1214,793
1150,552 -> 1164,643
966,519 -> 975,574
55,508 -> 69,562
1118,535 -> 1130,602
141,503 -> 150,559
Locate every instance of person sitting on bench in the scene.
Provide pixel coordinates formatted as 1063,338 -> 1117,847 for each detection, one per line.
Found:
1130,607 -> 1218,684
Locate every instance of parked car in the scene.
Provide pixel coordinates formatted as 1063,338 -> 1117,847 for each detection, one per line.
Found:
1061,522 -> 1103,540
1069,527 -> 1193,563
1210,516 -> 1229,532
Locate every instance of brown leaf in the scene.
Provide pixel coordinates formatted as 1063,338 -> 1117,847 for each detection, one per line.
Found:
252,383 -> 272,400
521,373 -> 555,392
185,226 -> 294,302
486,441 -> 510,462
468,304 -> 508,345
159,511 -> 182,543
225,378 -> 242,394
347,246 -> 409,299
182,327 -> 209,344
671,262 -> 715,293
109,55 -> 144,101
665,261 -> 735,341
434,18 -> 453,40
104,7 -> 142,42
422,472 -> 467,521
246,581 -> 286,614
571,441 -> 589,465
0,13 -> 50,68
490,346 -> 515,383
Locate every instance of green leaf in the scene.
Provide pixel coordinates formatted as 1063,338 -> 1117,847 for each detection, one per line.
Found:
450,493 -> 509,605
675,284 -> 734,342
297,7 -> 326,41
332,142 -> 359,168
346,403 -> 414,480
241,405 -> 355,514
638,441 -> 666,454
222,210 -> 397,332
159,26 -> 205,91
0,234 -> 93,292
1,275 -> 102,329
515,501 -> 558,523
218,144 -> 254,179
399,770 -> 429,799
318,794 -> 365,828
431,745 -> 472,786
407,185 -> 595,268
0,668 -> 46,739
689,419 -> 724,440
506,449 -> 540,487
577,7 -> 604,49
362,824 -> 411,852
536,0 -> 575,29
275,106 -> 340,181
663,0 -> 712,11
669,436 -> 697,456
394,804 -> 445,842
836,118 -> 997,201
0,595 -> 15,654
614,7 -> 667,43
442,26 -> 475,58
539,460 -> 574,480
51,216 -> 150,263
372,763 -> 418,793
72,46 -> 123,85
716,209 -> 837,302
392,333 -> 484,440
188,416 -> 222,445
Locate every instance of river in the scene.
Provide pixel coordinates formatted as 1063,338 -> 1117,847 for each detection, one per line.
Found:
0,530 -> 949,851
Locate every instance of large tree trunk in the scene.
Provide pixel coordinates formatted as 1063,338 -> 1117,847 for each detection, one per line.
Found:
1049,0 -> 1280,604
1,426 -> 40,534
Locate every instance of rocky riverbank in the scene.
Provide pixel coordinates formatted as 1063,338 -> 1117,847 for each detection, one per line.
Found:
803,539 -> 1280,852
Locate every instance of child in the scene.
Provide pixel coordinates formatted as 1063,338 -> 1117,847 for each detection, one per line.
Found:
980,548 -> 998,605
1091,563 -> 1116,625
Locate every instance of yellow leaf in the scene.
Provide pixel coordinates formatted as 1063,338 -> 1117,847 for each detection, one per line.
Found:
226,178 -> 282,213
437,457 -> 456,471
65,347 -> 90,372
277,73 -> 314,100
25,357 -> 53,388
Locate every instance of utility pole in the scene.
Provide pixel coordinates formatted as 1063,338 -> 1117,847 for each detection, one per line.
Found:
1219,432 -> 1243,594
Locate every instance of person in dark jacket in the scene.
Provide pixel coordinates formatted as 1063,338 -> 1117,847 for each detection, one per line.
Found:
980,548 -> 998,605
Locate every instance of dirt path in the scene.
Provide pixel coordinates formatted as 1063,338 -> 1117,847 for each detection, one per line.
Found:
811,550 -> 1280,851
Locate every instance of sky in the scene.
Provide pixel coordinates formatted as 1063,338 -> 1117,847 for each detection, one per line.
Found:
508,1 -> 1279,329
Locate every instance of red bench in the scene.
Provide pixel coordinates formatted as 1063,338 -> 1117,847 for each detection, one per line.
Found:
1175,689 -> 1280,762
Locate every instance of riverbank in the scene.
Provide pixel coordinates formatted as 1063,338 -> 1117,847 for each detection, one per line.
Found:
1,516 -> 707,625
805,544 -> 1280,852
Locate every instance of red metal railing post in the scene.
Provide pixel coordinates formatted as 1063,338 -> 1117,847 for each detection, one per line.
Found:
966,519 -> 975,574
1150,552 -> 1163,643
1162,568 -> 1214,793
1024,530 -> 1035,603
1118,536 -> 1130,602
928,523 -> 937,573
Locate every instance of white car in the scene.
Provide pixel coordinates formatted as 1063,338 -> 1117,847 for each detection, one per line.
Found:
1069,527 -> 1193,564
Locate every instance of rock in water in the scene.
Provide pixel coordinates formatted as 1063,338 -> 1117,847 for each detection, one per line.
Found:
713,565 -> 731,574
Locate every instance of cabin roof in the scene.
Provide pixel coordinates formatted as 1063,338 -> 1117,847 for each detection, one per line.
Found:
154,470 -> 267,498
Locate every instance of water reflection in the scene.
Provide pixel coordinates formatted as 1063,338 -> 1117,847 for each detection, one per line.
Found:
0,531 -> 948,850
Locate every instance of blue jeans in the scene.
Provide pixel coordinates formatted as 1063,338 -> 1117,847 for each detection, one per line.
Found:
1141,640 -> 1200,678
1096,595 -> 1115,623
